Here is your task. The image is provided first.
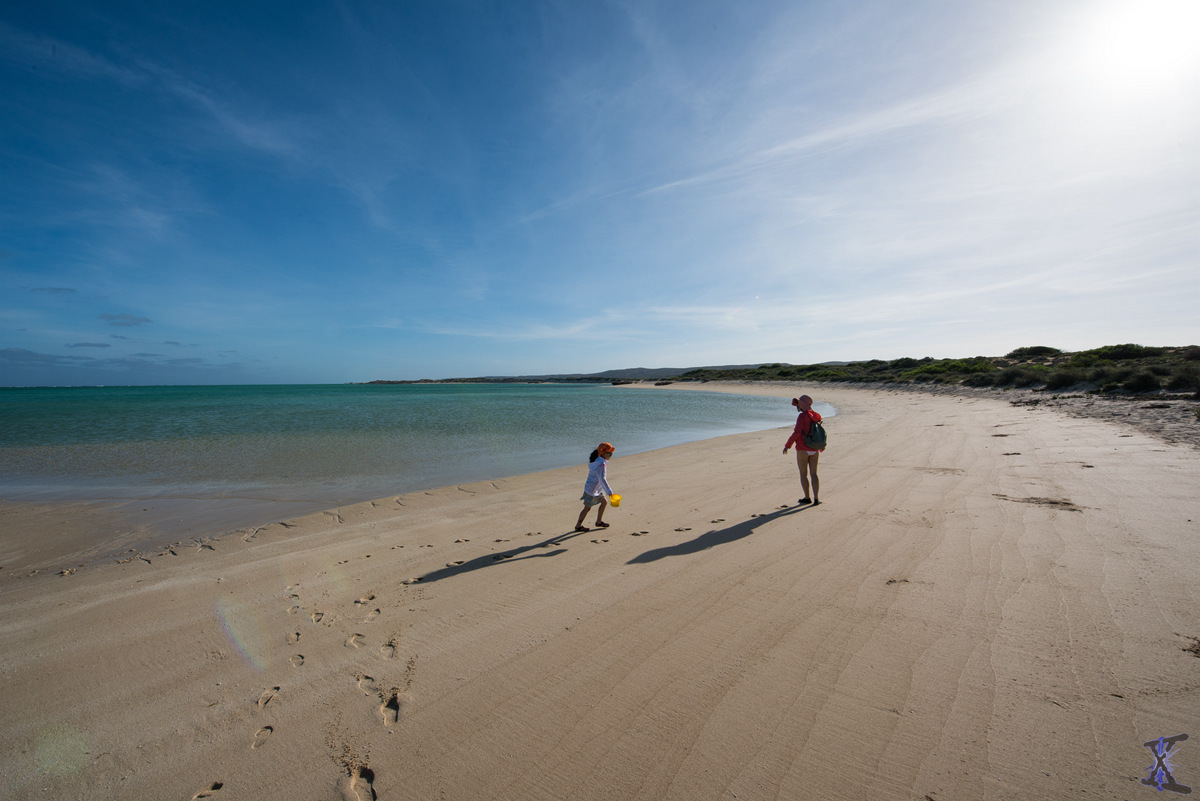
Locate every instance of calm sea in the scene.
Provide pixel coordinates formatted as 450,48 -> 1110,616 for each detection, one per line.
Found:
0,383 -> 830,541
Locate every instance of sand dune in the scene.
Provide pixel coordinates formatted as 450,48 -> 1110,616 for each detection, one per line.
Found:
1,386 -> 1197,800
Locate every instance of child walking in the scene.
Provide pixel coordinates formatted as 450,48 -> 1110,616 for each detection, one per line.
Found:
575,442 -> 616,532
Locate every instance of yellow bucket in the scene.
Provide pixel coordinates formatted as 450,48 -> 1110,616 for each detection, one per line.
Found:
609,494 -> 622,507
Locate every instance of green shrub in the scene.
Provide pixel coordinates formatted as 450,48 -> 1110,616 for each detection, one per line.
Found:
1093,344 -> 1165,360
1184,347 -> 1200,361
1045,368 -> 1086,390
904,359 -> 993,378
962,373 -> 996,387
1069,353 -> 1098,368
1090,366 -> 1131,385
1167,367 -> 1200,391
996,365 -> 1047,387
1005,346 -> 1063,360
1124,371 -> 1160,393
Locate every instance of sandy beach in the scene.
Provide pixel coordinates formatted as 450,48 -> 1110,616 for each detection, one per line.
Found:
2,384 -> 1198,800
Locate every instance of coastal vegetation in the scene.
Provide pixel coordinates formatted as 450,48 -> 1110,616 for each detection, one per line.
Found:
673,344 -> 1200,396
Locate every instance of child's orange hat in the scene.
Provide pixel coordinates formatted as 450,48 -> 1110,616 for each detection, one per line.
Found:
598,442 -> 615,454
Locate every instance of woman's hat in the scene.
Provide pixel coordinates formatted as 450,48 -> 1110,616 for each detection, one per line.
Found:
598,442 -> 615,455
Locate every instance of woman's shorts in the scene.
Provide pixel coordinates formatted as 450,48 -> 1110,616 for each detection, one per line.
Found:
798,449 -> 820,456
580,493 -> 605,507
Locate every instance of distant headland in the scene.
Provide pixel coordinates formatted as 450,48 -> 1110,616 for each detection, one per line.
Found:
365,344 -> 1200,397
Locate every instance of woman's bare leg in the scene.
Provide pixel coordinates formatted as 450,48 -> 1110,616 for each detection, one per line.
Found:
795,451 -> 811,500
809,453 -> 820,503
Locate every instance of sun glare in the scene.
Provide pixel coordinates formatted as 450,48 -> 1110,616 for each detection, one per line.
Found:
1077,0 -> 1200,89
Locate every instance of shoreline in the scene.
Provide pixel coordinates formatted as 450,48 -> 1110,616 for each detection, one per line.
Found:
2,385 -> 1198,799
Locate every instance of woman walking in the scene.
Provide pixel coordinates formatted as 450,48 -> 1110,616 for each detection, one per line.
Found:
783,396 -> 823,505
575,442 -> 616,532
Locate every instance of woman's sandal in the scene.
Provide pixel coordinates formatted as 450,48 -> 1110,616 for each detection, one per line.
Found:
574,525 -> 590,532
594,521 -> 610,528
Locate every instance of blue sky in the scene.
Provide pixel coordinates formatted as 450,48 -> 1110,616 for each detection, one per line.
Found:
2,0 -> 1197,386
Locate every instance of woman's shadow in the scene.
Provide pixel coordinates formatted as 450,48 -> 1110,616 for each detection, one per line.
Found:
627,504 -> 808,564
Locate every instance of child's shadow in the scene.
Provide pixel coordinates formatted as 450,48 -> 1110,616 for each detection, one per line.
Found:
410,529 -> 590,584
627,505 -> 807,564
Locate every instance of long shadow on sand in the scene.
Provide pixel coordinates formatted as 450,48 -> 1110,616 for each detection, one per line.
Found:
408,529 -> 592,584
627,505 -> 810,564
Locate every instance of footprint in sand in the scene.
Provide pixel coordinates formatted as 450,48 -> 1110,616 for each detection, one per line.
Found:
311,611 -> 325,624
380,635 -> 400,659
257,686 -> 279,710
380,691 -> 401,726
251,726 -> 273,750
357,674 -> 380,695
191,782 -> 223,799
345,633 -> 366,649
354,594 -> 376,607
289,654 -> 305,667
337,767 -> 376,801
287,631 -> 301,644
364,608 -> 380,623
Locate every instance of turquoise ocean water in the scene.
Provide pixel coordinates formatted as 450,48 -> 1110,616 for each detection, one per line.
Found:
0,383 -> 831,543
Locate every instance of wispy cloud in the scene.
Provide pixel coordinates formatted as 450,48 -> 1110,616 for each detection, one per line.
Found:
66,342 -> 111,348
100,313 -> 152,327
641,69 -> 1018,200
137,58 -> 305,157
0,347 -> 93,366
0,20 -> 146,86
24,286 -> 77,295
2,20 -> 304,162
